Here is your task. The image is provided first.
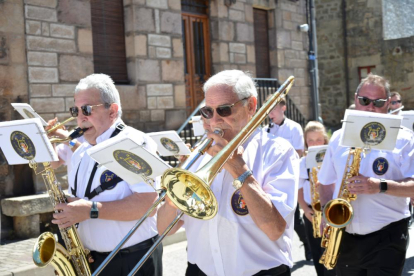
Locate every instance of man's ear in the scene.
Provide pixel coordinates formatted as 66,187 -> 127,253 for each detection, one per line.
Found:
248,97 -> 257,115
109,103 -> 119,119
281,104 -> 287,112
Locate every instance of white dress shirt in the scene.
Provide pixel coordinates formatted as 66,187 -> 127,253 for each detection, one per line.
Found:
56,136 -> 85,173
68,119 -> 158,252
298,157 -> 312,205
181,129 -> 299,276
318,127 -> 414,235
265,118 -> 304,151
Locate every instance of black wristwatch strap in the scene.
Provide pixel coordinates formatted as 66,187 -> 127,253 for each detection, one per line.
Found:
379,179 -> 387,193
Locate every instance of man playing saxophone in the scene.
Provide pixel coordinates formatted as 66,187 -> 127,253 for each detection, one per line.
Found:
318,74 -> 414,276
158,70 -> 299,276
50,74 -> 162,276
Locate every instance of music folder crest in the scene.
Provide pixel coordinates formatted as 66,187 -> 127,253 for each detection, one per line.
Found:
147,131 -> 191,156
11,103 -> 48,126
306,145 -> 328,169
87,135 -> 171,187
0,118 -> 58,164
340,110 -> 401,151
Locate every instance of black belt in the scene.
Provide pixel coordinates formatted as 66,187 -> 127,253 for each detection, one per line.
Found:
95,235 -> 158,256
253,264 -> 289,276
347,217 -> 410,237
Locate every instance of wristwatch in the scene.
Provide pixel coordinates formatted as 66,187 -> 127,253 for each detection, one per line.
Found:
232,170 -> 253,190
379,179 -> 388,193
90,201 -> 99,219
69,139 -> 77,149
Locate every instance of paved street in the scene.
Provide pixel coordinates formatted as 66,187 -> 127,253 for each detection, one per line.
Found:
1,226 -> 414,275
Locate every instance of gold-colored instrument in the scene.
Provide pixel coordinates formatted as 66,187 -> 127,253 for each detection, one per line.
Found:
319,147 -> 363,270
47,117 -> 76,134
310,167 -> 322,238
32,161 -> 91,276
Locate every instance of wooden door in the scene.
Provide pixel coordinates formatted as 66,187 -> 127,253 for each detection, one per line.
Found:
182,13 -> 211,114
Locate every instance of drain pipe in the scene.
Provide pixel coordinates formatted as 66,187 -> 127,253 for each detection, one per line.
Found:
307,0 -> 320,121
342,0 -> 350,108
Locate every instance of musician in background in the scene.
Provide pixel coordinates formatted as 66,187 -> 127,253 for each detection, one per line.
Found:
318,74 -> 414,276
297,121 -> 334,276
389,91 -> 403,115
158,70 -> 299,276
51,74 -> 162,276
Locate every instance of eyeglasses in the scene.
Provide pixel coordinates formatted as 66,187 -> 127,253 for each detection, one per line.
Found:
200,97 -> 250,119
69,103 -> 109,117
391,100 -> 402,105
357,96 -> 387,108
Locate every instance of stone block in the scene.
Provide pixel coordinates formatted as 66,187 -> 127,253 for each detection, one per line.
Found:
140,110 -> 150,122
52,84 -> 76,97
25,0 -> 57,8
245,5 -> 254,23
30,84 -> 52,97
236,23 -> 254,42
148,34 -> 171,47
286,58 -> 307,68
149,46 -> 156,58
229,9 -> 245,21
231,2 -> 245,10
239,64 -> 256,76
42,22 -> 50,36
276,30 -> 291,49
230,53 -> 246,64
137,59 -> 161,82
281,2 -> 297,13
127,60 -> 136,83
27,52 -> 57,66
0,64 -> 28,97
0,2 -> 25,34
1,194 -> 53,217
211,42 -> 219,63
220,42 -> 229,62
172,38 -> 183,57
13,215 -> 40,238
117,85 -> 146,109
148,97 -> 157,109
59,55 -> 93,82
26,20 -> 41,35
57,0 -> 91,27
124,6 -> 133,33
146,0 -> 168,9
151,109 -> 165,121
78,28 -> 93,54
162,60 -> 184,82
133,0 -> 146,4
8,35 -> 26,64
291,12 -> 304,23
156,47 -> 172,58
218,2 -> 228,18
27,36 -> 76,53
165,109 -> 186,129
284,49 -> 299,59
50,23 -> 75,39
135,35 -> 147,56
147,84 -> 173,96
291,30 -> 302,42
276,49 -> 284,67
283,11 -> 292,21
292,40 -> 303,50
174,84 -> 185,108
219,21 -> 234,41
160,11 -> 182,35
25,5 -> 57,22
246,44 -> 255,63
134,7 -> 155,32
155,9 -> 160,33
31,97 -> 65,112
157,96 -> 174,108
229,42 -> 246,53
283,20 -> 295,31
294,68 -> 305,78
168,0 -> 181,10
125,35 -> 134,58
28,67 -> 58,83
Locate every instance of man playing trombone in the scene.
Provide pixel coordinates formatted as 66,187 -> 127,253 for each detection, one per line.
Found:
51,74 -> 162,276
158,70 -> 299,276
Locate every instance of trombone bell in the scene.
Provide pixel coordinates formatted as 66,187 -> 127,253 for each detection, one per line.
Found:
162,168 -> 217,220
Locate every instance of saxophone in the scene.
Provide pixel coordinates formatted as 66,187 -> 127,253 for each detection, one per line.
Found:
319,147 -> 363,270
309,167 -> 322,238
31,161 -> 91,276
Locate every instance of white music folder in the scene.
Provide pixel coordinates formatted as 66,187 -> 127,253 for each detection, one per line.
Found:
340,110 -> 401,151
306,145 -> 328,169
87,135 -> 171,187
191,115 -> 205,137
11,103 -> 48,126
0,118 -> 58,164
401,110 -> 414,131
147,131 -> 191,156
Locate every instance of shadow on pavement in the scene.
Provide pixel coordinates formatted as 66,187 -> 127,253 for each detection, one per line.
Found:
403,256 -> 414,276
291,260 -> 313,273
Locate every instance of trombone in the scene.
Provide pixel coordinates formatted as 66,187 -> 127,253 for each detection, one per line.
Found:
92,128 -> 223,276
126,76 -> 295,276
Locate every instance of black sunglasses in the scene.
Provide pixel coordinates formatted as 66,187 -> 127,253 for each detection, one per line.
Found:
69,103 -> 110,117
200,97 -> 250,119
357,96 -> 387,108
391,100 -> 402,105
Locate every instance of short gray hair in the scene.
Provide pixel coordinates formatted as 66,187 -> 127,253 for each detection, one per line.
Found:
75,74 -> 122,118
203,70 -> 258,103
355,74 -> 390,98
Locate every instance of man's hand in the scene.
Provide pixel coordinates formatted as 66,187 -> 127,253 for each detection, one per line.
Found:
303,206 -> 314,222
52,197 -> 91,228
46,117 -> 70,142
347,175 -> 380,194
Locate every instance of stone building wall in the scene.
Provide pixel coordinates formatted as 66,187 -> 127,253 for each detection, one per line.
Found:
316,0 -> 414,127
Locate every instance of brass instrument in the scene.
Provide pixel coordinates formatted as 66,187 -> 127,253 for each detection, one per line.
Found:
310,167 -> 322,238
124,76 -> 295,276
47,117 -> 76,134
319,147 -> 363,270
92,128 -> 223,276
